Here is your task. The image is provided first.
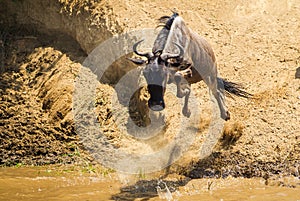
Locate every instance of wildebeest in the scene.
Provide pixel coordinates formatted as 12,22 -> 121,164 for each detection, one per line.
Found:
129,13 -> 251,121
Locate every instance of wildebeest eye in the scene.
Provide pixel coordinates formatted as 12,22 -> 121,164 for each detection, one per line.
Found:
172,61 -> 192,70
170,62 -> 181,67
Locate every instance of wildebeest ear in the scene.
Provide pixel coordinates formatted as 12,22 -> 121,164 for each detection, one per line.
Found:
127,57 -> 146,65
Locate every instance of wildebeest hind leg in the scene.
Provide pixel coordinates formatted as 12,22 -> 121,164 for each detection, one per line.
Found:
205,76 -> 230,121
211,89 -> 230,121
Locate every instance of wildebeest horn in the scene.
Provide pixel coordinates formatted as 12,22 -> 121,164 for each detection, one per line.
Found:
133,40 -> 153,59
160,43 -> 184,61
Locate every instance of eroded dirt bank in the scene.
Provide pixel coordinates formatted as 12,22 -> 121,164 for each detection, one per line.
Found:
0,0 -> 299,187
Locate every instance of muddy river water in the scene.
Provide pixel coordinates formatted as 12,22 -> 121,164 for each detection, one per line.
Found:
0,166 -> 299,201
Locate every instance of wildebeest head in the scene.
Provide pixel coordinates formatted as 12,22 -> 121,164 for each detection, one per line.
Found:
129,40 -> 184,111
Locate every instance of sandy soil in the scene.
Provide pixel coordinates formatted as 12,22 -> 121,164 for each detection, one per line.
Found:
0,0 -> 299,186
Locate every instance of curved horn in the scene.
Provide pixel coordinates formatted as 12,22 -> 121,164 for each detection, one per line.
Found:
160,43 -> 184,61
133,40 -> 153,59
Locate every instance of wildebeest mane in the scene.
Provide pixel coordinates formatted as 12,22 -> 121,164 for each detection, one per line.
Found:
157,12 -> 179,29
152,12 -> 179,54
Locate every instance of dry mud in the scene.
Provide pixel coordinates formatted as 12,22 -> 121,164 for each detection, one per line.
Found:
0,0 -> 299,186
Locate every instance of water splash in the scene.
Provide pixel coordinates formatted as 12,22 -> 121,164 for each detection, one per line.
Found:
156,180 -> 173,201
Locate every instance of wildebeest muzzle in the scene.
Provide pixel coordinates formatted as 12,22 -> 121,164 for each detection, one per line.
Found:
147,84 -> 166,111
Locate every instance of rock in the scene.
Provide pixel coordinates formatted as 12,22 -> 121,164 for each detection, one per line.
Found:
295,67 -> 300,79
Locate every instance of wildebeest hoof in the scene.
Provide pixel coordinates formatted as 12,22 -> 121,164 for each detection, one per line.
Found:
221,111 -> 230,121
183,108 -> 191,117
177,93 -> 185,98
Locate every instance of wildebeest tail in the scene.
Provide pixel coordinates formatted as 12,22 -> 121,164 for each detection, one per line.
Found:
218,78 -> 252,98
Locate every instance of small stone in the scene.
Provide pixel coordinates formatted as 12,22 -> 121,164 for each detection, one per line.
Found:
295,67 -> 300,79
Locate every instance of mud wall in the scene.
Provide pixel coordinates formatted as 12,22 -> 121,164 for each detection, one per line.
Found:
0,0 -> 122,53
0,0 -> 149,165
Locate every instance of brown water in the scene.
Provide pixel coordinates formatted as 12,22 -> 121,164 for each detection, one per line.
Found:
0,167 -> 299,201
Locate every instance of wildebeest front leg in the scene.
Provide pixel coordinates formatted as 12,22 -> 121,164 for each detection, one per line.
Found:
182,85 -> 191,117
174,69 -> 192,117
